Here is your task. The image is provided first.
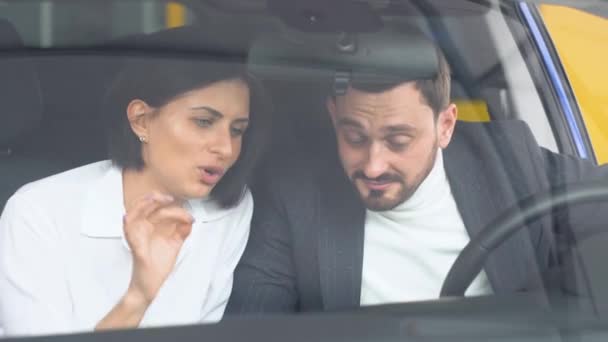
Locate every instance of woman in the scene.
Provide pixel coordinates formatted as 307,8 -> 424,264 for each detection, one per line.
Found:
0,53 -> 269,336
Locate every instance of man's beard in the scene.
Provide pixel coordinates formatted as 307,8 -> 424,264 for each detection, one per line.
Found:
352,142 -> 439,211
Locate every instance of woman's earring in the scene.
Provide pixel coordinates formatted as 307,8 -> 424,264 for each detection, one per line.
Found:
139,136 -> 146,143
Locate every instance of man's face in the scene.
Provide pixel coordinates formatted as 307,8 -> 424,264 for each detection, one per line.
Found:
327,82 -> 457,211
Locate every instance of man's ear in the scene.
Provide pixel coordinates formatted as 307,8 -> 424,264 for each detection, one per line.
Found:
326,96 -> 338,125
126,99 -> 152,141
437,103 -> 458,149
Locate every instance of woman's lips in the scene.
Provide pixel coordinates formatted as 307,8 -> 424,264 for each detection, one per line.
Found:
198,167 -> 225,186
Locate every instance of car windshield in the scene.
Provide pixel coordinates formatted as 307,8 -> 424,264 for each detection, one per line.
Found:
1,0 -> 608,341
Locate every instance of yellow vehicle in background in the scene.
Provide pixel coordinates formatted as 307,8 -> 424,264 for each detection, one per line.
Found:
538,4 -> 608,164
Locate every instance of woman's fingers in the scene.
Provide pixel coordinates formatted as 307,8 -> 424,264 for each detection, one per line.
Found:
125,192 -> 174,224
152,206 -> 194,226
175,221 -> 193,241
123,192 -> 194,250
150,206 -> 194,240
123,193 -> 194,246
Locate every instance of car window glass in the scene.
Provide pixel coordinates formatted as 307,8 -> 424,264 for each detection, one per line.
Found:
1,0 -> 608,340
0,0 -> 195,47
538,3 -> 608,164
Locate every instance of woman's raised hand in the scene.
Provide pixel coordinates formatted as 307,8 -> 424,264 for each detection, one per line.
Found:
123,192 -> 194,304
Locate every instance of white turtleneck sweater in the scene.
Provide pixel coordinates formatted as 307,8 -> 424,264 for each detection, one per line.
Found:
360,150 -> 493,306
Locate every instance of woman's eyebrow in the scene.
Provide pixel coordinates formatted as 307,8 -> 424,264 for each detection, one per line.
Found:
190,106 -> 223,118
191,106 -> 250,123
233,118 -> 250,124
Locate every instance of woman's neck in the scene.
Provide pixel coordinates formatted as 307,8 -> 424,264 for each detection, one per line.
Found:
122,167 -> 184,210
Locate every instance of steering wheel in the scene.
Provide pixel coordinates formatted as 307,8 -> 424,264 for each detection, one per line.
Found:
440,181 -> 608,297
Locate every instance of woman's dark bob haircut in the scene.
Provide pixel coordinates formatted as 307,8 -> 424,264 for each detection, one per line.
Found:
105,55 -> 270,209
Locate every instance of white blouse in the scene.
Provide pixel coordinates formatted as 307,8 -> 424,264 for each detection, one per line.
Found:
0,161 -> 252,337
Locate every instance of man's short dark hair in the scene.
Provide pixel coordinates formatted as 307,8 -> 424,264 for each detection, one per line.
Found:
350,47 -> 451,117
104,58 -> 270,208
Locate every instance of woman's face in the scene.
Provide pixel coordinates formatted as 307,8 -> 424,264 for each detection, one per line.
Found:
131,78 -> 250,200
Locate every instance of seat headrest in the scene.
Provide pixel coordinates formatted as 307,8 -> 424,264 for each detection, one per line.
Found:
0,19 -> 43,148
0,18 -> 22,48
247,27 -> 438,91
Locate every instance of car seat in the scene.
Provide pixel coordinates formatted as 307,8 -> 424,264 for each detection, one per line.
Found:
0,18 -> 68,213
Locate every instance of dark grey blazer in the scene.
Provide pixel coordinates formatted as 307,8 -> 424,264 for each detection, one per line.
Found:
227,120 -> 607,314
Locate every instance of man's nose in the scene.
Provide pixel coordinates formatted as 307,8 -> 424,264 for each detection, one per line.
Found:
208,128 -> 233,159
363,143 -> 388,179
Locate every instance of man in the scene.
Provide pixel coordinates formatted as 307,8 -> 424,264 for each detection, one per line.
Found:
227,40 -> 607,313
